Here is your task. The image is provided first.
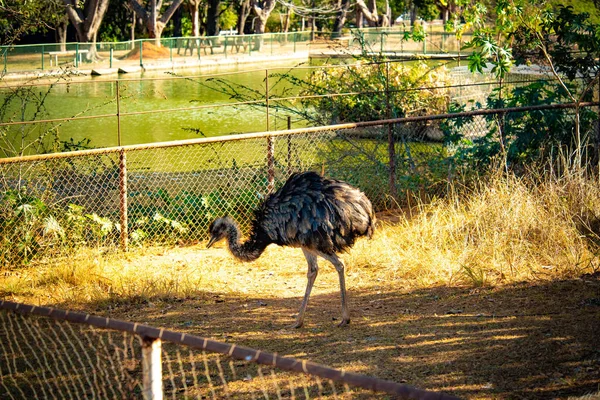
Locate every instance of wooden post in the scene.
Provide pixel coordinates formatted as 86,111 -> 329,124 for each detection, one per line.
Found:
141,337 -> 163,400
119,150 -> 129,252
386,62 -> 397,199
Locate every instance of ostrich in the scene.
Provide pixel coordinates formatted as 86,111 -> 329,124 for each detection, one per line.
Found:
207,171 -> 376,328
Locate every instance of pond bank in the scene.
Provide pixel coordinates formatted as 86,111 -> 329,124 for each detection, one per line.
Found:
0,51 -> 310,83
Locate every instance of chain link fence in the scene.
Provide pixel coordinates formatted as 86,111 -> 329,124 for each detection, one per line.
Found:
0,300 -> 458,399
2,101 -> 598,267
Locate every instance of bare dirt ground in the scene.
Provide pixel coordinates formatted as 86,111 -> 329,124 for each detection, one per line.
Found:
57,246 -> 600,400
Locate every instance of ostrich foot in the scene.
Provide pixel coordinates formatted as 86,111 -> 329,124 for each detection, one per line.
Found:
337,319 -> 350,327
289,315 -> 304,329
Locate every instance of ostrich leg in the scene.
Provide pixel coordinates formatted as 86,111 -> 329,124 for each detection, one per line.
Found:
292,248 -> 319,328
321,253 -> 350,326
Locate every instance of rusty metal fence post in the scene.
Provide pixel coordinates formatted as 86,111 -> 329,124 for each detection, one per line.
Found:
287,116 -> 293,176
386,62 -> 398,200
116,80 -> 122,147
265,69 -> 270,132
119,149 -> 128,252
267,136 -> 275,193
266,69 -> 275,193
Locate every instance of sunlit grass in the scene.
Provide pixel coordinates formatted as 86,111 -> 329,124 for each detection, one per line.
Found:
2,168 -> 600,307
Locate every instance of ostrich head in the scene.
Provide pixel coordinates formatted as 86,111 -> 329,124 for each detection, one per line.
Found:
207,216 -> 235,248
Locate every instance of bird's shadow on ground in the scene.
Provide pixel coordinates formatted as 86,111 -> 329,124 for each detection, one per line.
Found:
79,274 -> 600,399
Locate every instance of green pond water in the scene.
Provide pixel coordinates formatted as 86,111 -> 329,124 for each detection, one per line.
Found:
2,60 -> 309,152
2,58 -> 469,153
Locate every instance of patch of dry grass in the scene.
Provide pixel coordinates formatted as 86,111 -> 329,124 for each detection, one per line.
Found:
2,170 -> 600,307
352,170 -> 600,288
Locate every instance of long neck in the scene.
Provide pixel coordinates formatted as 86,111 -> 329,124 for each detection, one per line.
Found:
226,223 -> 268,262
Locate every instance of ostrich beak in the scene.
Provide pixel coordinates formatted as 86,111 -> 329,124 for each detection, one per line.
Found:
207,237 -> 216,249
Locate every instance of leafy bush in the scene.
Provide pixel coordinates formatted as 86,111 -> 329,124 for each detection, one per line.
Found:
443,79 -> 598,172
128,186 -> 262,245
298,60 -> 451,125
0,190 -> 120,267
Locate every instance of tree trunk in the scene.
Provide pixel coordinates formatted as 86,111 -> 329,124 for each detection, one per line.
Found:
356,0 -> 380,27
63,0 -> 110,61
442,7 -> 449,24
383,0 -> 390,27
332,0 -> 351,38
251,0 -> 276,49
253,16 -> 267,49
255,16 -> 267,34
55,16 -> 68,52
172,5 -> 182,37
367,0 -> 378,26
129,0 -> 184,46
206,0 -> 221,36
188,0 -> 202,37
356,8 -> 364,28
236,0 -> 251,35
282,8 -> 291,33
410,3 -> 417,26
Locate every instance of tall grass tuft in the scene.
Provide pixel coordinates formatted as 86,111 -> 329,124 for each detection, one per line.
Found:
350,167 -> 600,288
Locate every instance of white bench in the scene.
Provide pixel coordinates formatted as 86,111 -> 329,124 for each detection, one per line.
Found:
47,49 -> 89,66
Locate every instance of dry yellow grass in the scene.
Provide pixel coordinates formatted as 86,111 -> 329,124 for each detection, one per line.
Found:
2,169 -> 599,307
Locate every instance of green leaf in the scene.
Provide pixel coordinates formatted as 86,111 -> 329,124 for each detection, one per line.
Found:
467,53 -> 487,74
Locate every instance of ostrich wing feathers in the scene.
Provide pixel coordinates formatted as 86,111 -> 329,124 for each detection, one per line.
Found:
251,172 -> 375,254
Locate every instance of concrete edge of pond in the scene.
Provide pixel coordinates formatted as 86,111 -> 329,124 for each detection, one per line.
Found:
0,51 -> 310,83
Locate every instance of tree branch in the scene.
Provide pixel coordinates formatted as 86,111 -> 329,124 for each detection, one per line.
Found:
159,0 -> 184,24
355,0 -> 377,23
129,0 -> 149,21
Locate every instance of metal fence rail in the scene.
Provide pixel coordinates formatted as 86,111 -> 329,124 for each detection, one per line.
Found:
0,300 -> 459,399
1,102 -> 597,267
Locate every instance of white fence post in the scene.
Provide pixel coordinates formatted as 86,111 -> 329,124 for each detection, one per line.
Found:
142,337 -> 163,400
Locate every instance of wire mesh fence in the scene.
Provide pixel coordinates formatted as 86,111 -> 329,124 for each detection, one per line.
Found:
0,300 -> 458,399
2,101 -> 598,268
0,308 -> 143,398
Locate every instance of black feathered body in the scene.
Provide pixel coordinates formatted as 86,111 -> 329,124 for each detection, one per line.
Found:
244,171 -> 375,258
207,171 -> 375,327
